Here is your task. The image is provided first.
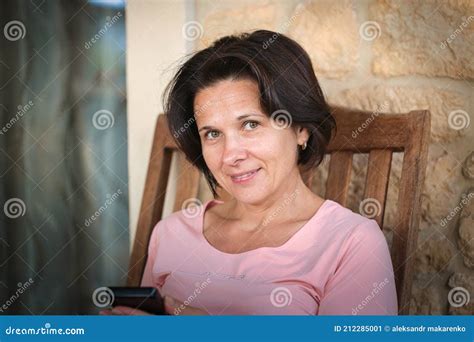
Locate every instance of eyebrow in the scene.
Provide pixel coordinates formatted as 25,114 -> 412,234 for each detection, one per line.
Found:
197,113 -> 265,132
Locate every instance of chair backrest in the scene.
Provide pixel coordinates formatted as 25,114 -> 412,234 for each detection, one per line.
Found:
127,106 -> 431,315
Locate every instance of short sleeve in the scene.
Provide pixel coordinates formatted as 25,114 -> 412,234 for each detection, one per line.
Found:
140,222 -> 161,287
318,221 -> 398,315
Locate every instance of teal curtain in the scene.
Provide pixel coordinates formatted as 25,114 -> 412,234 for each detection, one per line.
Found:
0,0 -> 129,314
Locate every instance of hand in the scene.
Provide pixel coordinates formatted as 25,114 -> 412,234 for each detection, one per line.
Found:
98,296 -> 208,315
164,296 -> 208,315
99,306 -> 152,316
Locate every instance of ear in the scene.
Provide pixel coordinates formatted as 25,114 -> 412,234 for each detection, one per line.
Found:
295,125 -> 310,145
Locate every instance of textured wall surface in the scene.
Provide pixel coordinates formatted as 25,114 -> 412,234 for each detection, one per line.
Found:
193,0 -> 473,314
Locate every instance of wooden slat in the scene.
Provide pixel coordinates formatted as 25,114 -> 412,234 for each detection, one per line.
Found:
327,107 -> 410,153
363,149 -> 392,227
392,110 -> 430,315
127,115 -> 175,286
173,152 -> 201,212
325,151 -> 353,206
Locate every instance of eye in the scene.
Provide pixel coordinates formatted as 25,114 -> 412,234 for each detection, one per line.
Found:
243,120 -> 259,130
204,130 -> 220,140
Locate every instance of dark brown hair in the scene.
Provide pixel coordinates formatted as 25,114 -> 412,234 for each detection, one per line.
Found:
163,30 -> 335,197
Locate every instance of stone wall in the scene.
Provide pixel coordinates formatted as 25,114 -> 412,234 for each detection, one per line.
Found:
193,0 -> 473,314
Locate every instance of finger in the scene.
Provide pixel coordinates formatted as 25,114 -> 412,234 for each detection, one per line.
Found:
180,306 -> 207,315
112,306 -> 151,316
164,296 -> 206,316
99,309 -> 113,315
100,309 -> 122,315
164,296 -> 179,315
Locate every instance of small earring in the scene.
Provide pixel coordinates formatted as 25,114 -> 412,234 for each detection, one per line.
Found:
302,141 -> 307,150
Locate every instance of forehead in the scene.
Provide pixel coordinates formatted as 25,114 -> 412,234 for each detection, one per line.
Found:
194,79 -> 262,120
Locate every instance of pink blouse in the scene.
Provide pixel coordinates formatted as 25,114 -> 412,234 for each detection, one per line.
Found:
141,199 -> 398,315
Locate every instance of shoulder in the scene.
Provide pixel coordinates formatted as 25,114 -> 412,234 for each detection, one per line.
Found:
148,200 -> 216,243
317,201 -> 393,280
319,200 -> 386,245
321,201 -> 391,270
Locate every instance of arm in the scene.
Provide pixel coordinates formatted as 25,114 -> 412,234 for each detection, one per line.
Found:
100,222 -> 207,315
318,221 -> 398,315
140,222 -> 160,287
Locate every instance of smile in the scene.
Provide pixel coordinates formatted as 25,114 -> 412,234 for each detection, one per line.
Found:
230,168 -> 261,184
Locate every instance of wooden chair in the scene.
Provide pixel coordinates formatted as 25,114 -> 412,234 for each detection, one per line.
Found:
127,106 -> 430,315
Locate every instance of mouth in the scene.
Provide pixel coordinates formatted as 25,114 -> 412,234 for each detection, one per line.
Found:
229,168 -> 261,184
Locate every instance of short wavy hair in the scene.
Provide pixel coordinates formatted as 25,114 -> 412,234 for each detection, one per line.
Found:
163,30 -> 336,197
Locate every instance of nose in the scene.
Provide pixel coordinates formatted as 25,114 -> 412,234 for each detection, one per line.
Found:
222,134 -> 247,166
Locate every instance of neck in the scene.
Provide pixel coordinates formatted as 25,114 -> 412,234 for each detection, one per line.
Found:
229,170 -> 317,231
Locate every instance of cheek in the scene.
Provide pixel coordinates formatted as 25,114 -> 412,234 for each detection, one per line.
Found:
258,131 -> 298,161
200,132 -> 297,173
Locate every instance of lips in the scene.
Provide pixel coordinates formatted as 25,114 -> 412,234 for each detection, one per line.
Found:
229,168 -> 261,183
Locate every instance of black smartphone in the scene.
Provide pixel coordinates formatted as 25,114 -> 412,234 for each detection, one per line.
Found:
108,287 -> 166,315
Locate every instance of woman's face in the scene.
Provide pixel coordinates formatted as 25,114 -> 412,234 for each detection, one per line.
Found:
194,79 -> 309,205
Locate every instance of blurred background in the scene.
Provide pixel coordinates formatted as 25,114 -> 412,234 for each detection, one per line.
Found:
0,0 -> 472,315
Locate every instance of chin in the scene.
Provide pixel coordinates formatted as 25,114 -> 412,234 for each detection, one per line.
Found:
229,187 -> 269,205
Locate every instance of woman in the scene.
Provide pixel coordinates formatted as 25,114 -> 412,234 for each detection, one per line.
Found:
104,30 -> 397,315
